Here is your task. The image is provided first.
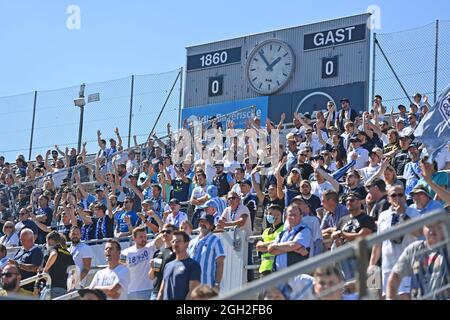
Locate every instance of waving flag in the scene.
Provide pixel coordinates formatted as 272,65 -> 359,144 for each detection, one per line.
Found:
414,84 -> 450,158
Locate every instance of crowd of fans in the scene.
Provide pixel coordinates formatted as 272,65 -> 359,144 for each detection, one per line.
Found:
0,92 -> 449,300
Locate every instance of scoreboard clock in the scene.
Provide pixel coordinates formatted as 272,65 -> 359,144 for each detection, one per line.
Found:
246,39 -> 295,95
183,13 -> 371,122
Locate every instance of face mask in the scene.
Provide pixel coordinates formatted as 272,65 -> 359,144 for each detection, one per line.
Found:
266,215 -> 276,224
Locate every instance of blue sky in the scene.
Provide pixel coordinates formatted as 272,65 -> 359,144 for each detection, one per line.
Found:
0,0 -> 448,161
1,0 -> 449,96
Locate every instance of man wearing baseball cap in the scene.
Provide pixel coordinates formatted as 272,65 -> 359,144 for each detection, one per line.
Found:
188,212 -> 225,290
164,198 -> 188,228
409,185 -> 444,215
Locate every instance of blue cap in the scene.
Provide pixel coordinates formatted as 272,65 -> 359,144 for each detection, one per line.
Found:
199,212 -> 215,226
206,185 -> 218,198
203,200 -> 218,211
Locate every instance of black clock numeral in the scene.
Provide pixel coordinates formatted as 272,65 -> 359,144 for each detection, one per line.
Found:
252,77 -> 258,82
250,68 -> 256,71
259,82 -> 263,89
282,73 -> 288,77
270,44 -> 272,51
278,46 -> 281,52
253,58 -> 258,62
285,63 -> 291,66
283,52 -> 288,57
277,80 -> 280,86
268,84 -> 271,91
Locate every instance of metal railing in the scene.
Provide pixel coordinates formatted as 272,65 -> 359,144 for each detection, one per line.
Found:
217,209 -> 450,300
18,272 -> 52,300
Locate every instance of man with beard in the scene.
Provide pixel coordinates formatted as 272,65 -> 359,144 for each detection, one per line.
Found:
188,213 -> 225,290
212,160 -> 235,198
158,231 -> 201,300
68,226 -> 93,285
0,264 -> 30,296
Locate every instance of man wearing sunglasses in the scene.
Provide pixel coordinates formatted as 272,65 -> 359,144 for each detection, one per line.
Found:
369,185 -> 420,300
0,264 -> 29,297
148,224 -> 176,300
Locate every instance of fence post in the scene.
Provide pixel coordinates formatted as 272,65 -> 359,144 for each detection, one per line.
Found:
371,33 -> 376,104
375,38 -> 413,105
178,67 -> 183,130
147,71 -> 182,142
28,91 -> 38,161
127,75 -> 135,149
355,238 -> 369,299
434,20 -> 439,104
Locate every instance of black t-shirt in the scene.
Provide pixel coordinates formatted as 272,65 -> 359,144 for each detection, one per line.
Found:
368,195 -> 391,221
262,196 -> 285,214
339,185 -> 368,203
42,245 -> 75,289
302,194 -> 322,215
337,213 -> 377,234
297,163 -> 314,181
393,150 -> 410,176
171,178 -> 191,202
152,247 -> 176,293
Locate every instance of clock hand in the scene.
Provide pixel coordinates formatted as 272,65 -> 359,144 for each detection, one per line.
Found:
266,57 -> 282,71
258,51 -> 271,69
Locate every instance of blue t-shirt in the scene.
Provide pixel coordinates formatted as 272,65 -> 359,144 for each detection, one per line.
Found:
115,210 -> 139,233
163,258 -> 201,300
409,199 -> 444,215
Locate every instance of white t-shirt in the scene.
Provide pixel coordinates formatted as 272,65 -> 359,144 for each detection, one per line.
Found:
51,168 -> 68,189
90,264 -> 130,300
359,164 -> 381,182
126,159 -> 139,175
69,242 -> 94,275
348,147 -> 369,169
377,207 -> 420,274
122,241 -> 156,293
191,185 -> 207,210
310,181 -> 335,198
221,204 -> 252,237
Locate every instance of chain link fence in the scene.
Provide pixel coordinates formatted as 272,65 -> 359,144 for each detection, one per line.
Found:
0,68 -> 181,162
373,20 -> 450,108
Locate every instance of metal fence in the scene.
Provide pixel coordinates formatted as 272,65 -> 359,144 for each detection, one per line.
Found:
0,68 -> 182,162
219,209 -> 450,300
373,20 -> 450,108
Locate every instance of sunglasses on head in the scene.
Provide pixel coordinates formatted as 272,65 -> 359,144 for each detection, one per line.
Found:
346,198 -> 358,202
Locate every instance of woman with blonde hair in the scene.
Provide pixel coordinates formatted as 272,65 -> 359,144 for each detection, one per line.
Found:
0,221 -> 19,247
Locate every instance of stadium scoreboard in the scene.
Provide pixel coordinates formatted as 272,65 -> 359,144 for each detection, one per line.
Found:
182,13 -> 371,124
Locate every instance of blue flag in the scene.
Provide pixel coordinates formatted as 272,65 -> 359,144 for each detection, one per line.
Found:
414,84 -> 450,158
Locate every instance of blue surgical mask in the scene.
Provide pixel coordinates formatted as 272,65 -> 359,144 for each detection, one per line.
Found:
266,214 -> 276,224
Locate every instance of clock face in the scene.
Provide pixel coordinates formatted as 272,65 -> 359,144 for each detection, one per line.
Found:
246,39 -> 295,95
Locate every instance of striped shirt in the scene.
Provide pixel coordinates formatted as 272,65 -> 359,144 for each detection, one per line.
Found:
188,232 -> 225,286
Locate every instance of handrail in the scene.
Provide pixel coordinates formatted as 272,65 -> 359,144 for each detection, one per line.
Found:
365,209 -> 449,247
218,208 -> 450,300
216,241 -> 355,300
52,290 -> 80,300
19,272 -> 52,299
